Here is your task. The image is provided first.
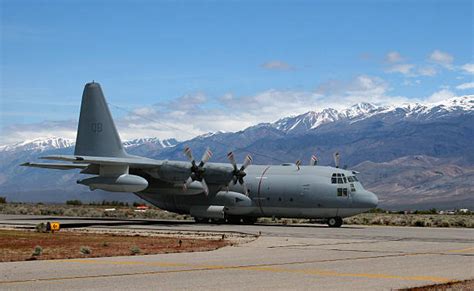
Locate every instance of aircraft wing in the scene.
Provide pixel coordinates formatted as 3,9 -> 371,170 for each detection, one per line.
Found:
39,155 -> 163,168
20,162 -> 89,170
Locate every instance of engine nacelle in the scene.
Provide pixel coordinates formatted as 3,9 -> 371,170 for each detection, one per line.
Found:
213,191 -> 253,215
190,205 -> 225,219
77,174 -> 148,193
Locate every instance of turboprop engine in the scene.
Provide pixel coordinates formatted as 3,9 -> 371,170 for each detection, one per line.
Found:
77,174 -> 148,192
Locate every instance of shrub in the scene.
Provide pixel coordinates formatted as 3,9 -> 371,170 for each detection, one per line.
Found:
35,222 -> 47,233
414,219 -> 425,227
32,245 -> 43,256
80,246 -> 91,255
66,200 -> 82,206
0,197 -> 6,204
130,246 -> 141,255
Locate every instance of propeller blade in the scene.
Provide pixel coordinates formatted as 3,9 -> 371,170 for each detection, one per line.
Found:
295,160 -> 301,170
310,154 -> 318,166
333,152 -> 340,168
184,146 -> 194,162
183,176 -> 193,191
242,183 -> 249,196
227,152 -> 237,170
240,155 -> 253,171
200,147 -> 213,165
201,178 -> 209,195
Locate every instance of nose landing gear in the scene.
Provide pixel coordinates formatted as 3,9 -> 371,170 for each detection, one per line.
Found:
327,217 -> 343,227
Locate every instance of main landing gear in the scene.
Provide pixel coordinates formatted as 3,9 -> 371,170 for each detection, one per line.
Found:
327,217 -> 343,227
193,216 -> 257,225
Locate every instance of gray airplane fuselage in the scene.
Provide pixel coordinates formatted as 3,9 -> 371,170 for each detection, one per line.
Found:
136,163 -> 378,220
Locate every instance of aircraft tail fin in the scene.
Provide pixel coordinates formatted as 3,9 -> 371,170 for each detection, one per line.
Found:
74,82 -> 128,158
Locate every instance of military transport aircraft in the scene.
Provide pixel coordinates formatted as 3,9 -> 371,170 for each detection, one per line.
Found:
22,82 -> 378,227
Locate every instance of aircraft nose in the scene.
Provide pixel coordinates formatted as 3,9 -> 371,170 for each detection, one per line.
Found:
356,191 -> 378,208
367,191 -> 378,208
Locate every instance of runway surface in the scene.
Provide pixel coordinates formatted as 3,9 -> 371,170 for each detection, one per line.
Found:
0,214 -> 473,290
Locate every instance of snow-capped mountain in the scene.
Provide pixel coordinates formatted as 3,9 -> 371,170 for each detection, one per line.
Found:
0,137 -> 178,154
0,137 -> 75,153
272,96 -> 473,134
122,137 -> 178,149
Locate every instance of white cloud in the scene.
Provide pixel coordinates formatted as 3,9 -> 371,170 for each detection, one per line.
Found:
385,51 -> 404,63
0,120 -> 78,145
417,66 -> 437,76
429,50 -> 454,68
385,64 -> 415,75
456,82 -> 474,90
460,63 -> 474,74
402,79 -> 421,86
261,60 -> 294,71
426,89 -> 455,103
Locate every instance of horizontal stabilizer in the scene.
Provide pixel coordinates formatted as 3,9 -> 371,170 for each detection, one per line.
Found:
21,162 -> 89,170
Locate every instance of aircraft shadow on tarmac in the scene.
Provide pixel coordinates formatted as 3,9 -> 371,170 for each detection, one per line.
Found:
7,217 -> 365,229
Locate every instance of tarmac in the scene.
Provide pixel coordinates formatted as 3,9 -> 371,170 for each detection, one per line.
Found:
0,214 -> 473,290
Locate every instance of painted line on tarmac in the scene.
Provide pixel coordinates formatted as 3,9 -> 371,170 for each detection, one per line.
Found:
0,255 -> 452,285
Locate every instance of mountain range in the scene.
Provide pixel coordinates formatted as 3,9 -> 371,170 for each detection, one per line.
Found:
1,95 -> 473,210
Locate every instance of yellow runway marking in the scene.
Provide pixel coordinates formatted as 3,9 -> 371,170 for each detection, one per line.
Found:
446,247 -> 474,253
3,244 -> 469,286
0,258 -> 451,285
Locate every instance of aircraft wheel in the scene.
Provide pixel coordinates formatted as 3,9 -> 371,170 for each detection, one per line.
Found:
194,217 -> 209,224
242,217 -> 257,225
327,217 -> 343,227
227,216 -> 242,224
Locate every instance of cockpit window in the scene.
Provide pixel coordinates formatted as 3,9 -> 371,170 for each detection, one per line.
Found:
332,173 -> 348,184
347,176 -> 354,182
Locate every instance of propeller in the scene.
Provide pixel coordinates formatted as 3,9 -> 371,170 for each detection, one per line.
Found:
333,152 -> 340,168
183,146 -> 212,195
227,152 -> 253,195
310,154 -> 318,166
295,160 -> 301,170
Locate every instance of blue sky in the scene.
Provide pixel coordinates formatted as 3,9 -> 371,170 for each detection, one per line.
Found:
1,0 -> 473,143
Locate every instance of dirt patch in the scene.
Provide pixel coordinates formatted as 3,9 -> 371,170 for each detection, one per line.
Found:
0,229 -> 233,262
400,279 -> 474,291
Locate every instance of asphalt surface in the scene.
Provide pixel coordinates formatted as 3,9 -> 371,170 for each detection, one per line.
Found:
0,215 -> 473,290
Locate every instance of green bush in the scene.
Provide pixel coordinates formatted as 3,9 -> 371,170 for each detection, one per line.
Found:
0,197 -> 6,204
80,246 -> 91,255
66,200 -> 82,206
130,246 -> 141,255
32,245 -> 43,256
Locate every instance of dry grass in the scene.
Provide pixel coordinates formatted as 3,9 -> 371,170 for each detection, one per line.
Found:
0,229 -> 230,262
0,203 -> 190,220
399,279 -> 474,291
344,213 -> 474,228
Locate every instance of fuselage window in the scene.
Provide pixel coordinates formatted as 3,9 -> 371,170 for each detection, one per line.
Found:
350,183 -> 356,192
337,188 -> 348,197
